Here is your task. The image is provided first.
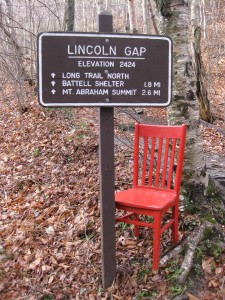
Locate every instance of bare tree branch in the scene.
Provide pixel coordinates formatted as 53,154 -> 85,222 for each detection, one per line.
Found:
36,0 -> 62,29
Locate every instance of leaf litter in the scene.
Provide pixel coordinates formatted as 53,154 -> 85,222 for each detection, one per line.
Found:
0,83 -> 224,299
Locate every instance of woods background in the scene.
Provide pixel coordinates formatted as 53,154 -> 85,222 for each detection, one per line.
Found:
0,0 -> 224,112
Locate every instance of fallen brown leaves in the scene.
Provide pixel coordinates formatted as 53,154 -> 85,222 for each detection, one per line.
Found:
0,83 -> 224,299
201,126 -> 225,155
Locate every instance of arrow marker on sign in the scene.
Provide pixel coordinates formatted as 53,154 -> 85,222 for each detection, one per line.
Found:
51,81 -> 56,86
51,73 -> 56,78
51,89 -> 56,94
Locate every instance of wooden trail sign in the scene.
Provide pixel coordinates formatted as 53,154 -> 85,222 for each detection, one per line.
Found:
38,32 -> 172,107
37,11 -> 173,290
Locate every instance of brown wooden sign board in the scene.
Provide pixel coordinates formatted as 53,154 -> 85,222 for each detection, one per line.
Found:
38,32 -> 172,107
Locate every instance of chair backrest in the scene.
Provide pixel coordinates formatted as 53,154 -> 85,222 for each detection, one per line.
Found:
133,123 -> 186,194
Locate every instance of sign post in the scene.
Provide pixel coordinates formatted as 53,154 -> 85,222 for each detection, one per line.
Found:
98,12 -> 116,289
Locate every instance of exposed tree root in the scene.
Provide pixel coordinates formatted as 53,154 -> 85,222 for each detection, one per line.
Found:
160,221 -> 225,285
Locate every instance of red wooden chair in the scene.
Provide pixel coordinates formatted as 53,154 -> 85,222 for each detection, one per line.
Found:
115,123 -> 186,273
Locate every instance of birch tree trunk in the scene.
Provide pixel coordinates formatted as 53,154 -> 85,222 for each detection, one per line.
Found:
155,0 -> 209,202
155,0 -> 171,17
95,0 -> 104,15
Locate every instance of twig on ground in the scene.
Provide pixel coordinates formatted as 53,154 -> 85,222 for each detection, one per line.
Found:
160,221 -> 224,285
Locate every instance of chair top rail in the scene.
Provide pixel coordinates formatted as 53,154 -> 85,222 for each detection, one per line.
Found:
137,124 -> 187,139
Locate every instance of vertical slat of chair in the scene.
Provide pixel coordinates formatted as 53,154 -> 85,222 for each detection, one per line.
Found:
148,137 -> 156,186
133,124 -> 140,187
167,138 -> 177,189
161,138 -> 170,188
155,138 -> 163,187
141,136 -> 149,185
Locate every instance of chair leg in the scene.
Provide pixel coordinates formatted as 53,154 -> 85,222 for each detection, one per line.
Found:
133,213 -> 140,238
172,206 -> 179,244
152,214 -> 161,273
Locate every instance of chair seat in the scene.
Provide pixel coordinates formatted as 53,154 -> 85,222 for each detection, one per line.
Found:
115,188 -> 177,211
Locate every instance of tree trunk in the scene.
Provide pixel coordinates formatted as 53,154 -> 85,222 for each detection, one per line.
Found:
142,0 -> 151,34
27,0 -> 35,86
95,0 -> 104,14
147,0 -> 159,34
154,0 -> 209,202
82,0 -> 87,31
191,0 -> 211,122
128,0 -> 138,33
64,0 -> 75,31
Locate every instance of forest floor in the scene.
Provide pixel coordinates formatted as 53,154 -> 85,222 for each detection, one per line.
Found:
0,79 -> 224,300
